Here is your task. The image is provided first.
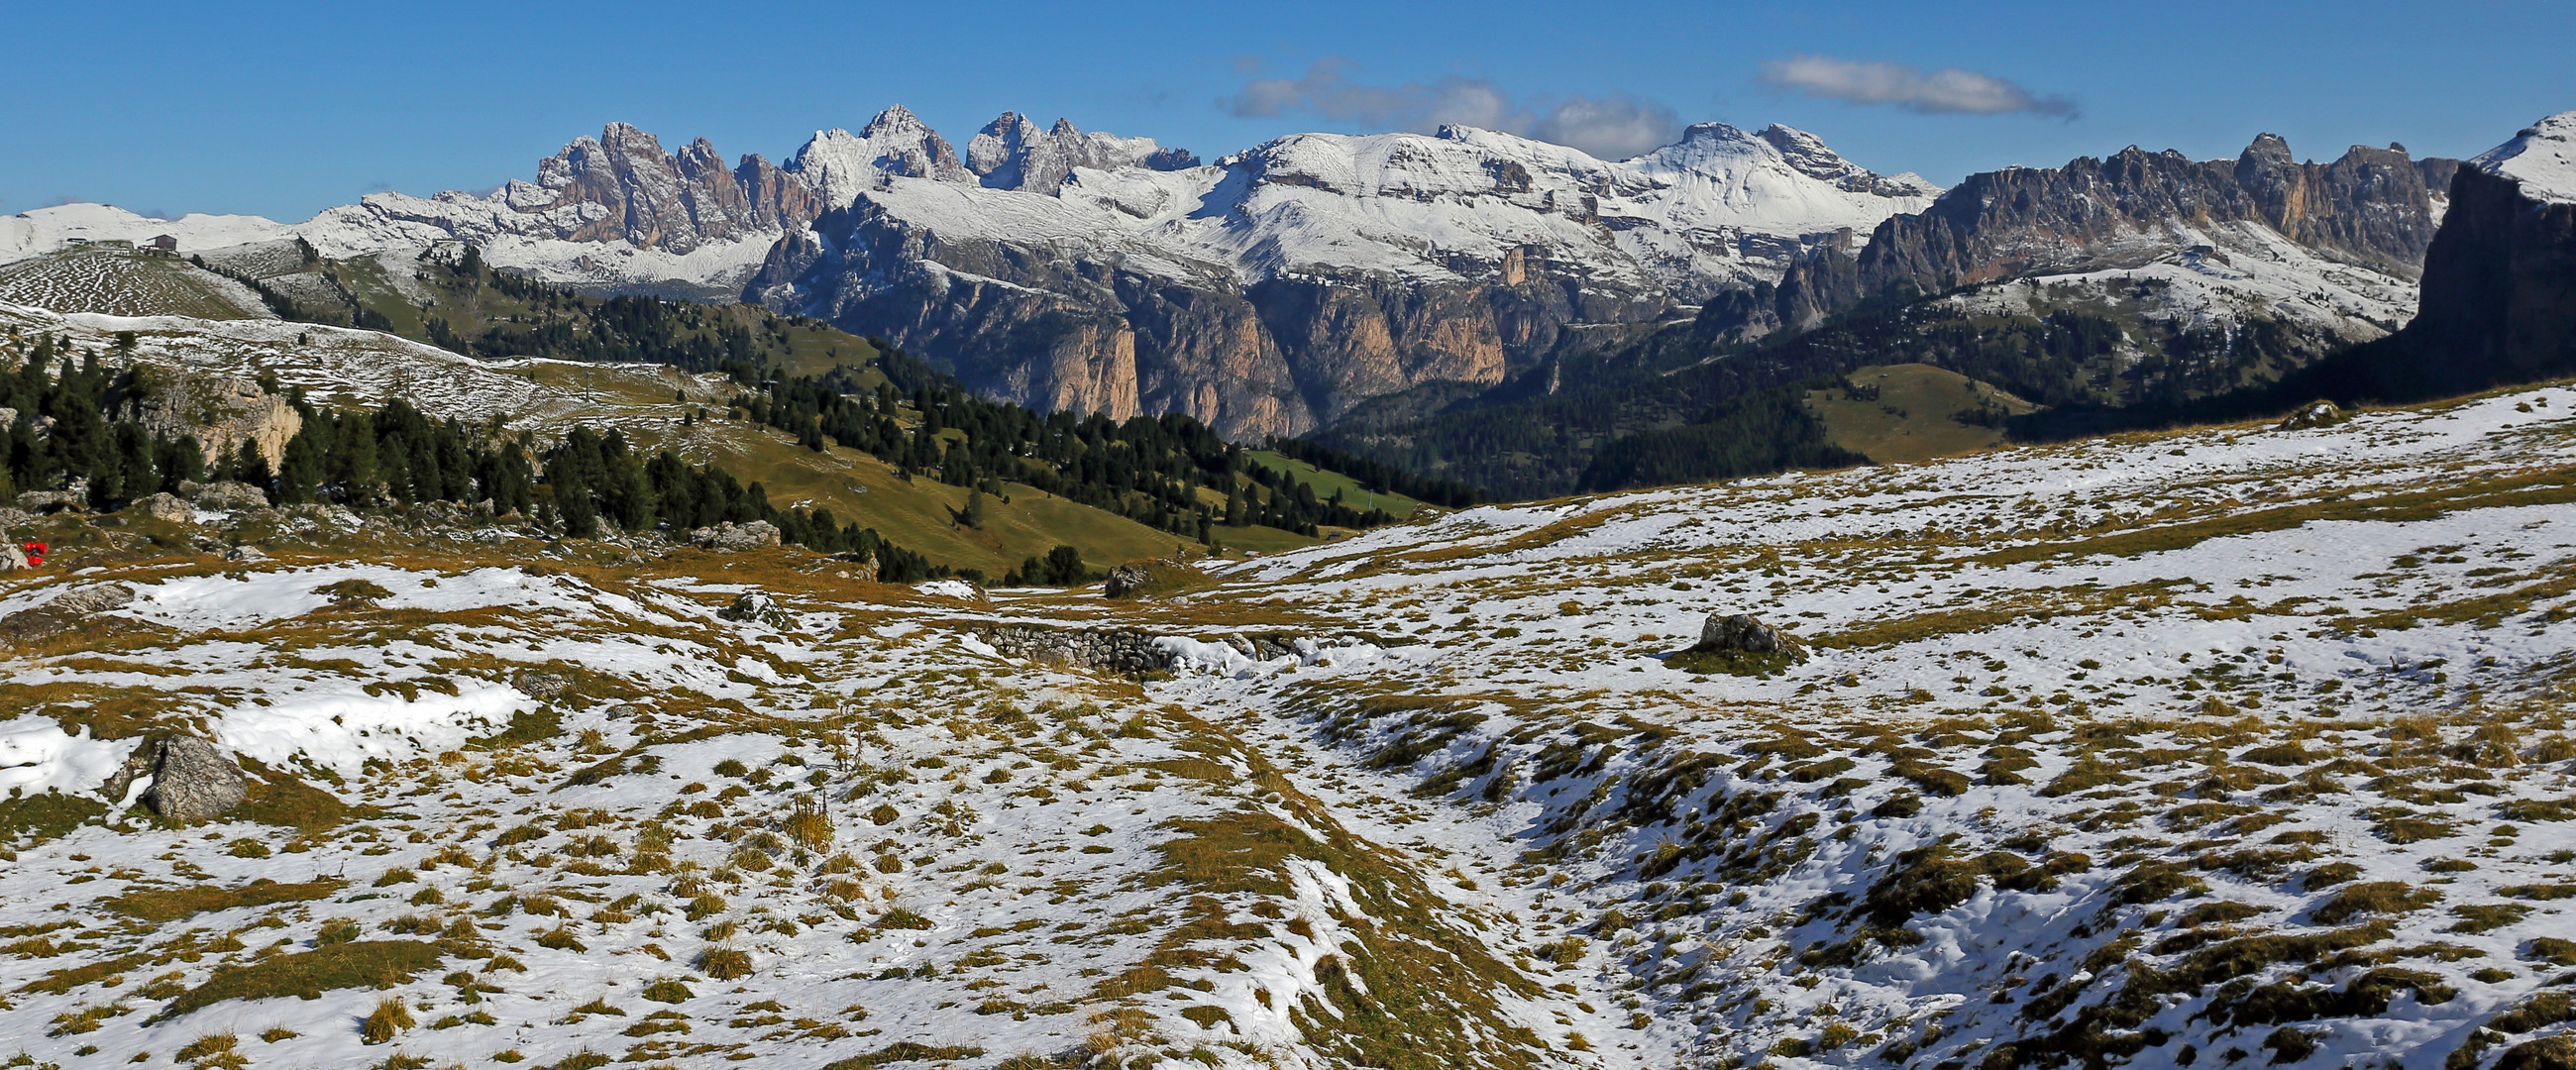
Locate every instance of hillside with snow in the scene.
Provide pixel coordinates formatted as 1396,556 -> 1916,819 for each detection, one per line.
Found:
2,273 -> 2572,1069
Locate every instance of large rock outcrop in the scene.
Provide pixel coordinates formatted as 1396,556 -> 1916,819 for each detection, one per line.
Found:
1734,136 -> 2459,340
123,366 -> 302,470
100,736 -> 250,820
0,582 -> 135,644
2402,113 -> 2576,388
360,123 -> 824,257
2273,112 -> 2576,403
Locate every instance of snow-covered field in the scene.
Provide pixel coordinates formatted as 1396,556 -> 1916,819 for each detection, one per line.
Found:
1,366 -> 2571,1070
0,250 -> 271,321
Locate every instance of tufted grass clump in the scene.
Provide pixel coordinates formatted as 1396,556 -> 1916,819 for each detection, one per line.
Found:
176,1031 -> 241,1067
697,945 -> 751,981
2313,882 -> 2441,925
784,795 -> 835,852
360,996 -> 414,1044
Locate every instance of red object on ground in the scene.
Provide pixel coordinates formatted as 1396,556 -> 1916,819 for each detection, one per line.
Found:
20,541 -> 42,567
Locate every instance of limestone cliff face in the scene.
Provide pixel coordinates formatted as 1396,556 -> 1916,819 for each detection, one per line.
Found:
2397,126 -> 2576,388
750,200 -> 1636,438
1849,138 -> 2446,298
123,367 -> 301,468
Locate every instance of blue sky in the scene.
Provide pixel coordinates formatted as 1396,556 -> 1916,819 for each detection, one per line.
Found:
6,0 -> 2572,221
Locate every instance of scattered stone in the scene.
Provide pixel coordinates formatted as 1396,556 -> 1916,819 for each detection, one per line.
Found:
0,505 -> 30,531
2279,400 -> 2348,430
50,583 -> 139,617
719,590 -> 790,627
690,520 -> 781,551
515,670 -> 577,700
913,579 -> 985,600
190,482 -> 270,510
1103,563 -> 1153,598
976,625 -> 1173,674
16,487 -> 84,514
1696,612 -> 1801,656
133,492 -> 195,524
1224,632 -> 1308,661
102,736 -> 250,821
412,500 -> 480,528
0,542 -> 26,573
223,544 -> 269,563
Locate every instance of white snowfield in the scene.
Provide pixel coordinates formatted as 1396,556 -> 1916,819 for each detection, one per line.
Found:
0,371 -> 2572,1068
1941,217 -> 2423,344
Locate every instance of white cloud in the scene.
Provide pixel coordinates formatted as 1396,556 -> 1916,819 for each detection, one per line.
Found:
1534,94 -> 1682,160
1757,54 -> 2077,118
1223,58 -> 1681,160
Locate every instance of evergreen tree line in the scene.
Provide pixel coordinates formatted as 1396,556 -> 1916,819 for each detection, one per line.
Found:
1572,380 -> 1867,492
0,334 -> 951,583
2,333 -> 208,509
1253,436 -> 1484,509
419,248 -> 779,372
730,357 -> 1411,541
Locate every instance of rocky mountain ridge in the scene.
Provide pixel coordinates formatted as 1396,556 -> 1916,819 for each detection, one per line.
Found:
1710,135 -> 2461,352
2,109 -> 1940,438
0,109 -> 2493,442
745,116 -> 1943,436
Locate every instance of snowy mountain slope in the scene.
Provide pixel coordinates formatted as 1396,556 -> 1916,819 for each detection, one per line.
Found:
3,320 -> 2571,1070
2473,111 -> 2576,204
1722,134 -> 2459,359
0,247 -> 274,321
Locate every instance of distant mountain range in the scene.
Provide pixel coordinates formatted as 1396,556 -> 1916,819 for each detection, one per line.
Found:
0,107 -> 2524,445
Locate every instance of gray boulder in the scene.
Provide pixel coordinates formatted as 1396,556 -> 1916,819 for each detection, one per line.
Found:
2278,400 -> 2347,430
16,487 -> 84,514
102,736 -> 250,821
1103,563 -> 1152,598
133,492 -> 195,523
515,669 -> 577,700
1695,613 -> 1801,656
143,737 -> 250,820
0,582 -> 138,643
50,583 -> 137,615
719,590 -> 789,626
192,482 -> 271,510
690,520 -> 782,552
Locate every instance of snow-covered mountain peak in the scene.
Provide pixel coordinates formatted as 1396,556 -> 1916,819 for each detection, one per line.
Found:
788,108 -> 974,207
1750,123 -> 1940,197
2471,110 -> 2576,203
962,112 -> 1183,192
858,102 -> 931,140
